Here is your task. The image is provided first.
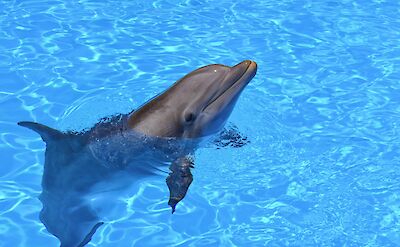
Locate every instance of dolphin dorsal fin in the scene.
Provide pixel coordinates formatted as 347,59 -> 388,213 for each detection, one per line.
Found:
18,121 -> 64,143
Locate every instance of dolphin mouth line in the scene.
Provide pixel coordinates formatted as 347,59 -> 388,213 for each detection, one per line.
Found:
203,61 -> 252,111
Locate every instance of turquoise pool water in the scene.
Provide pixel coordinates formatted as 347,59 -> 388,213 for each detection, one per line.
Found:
1,0 -> 400,246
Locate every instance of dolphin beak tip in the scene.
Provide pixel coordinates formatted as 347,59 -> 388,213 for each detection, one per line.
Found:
239,60 -> 258,71
243,60 -> 257,75
249,60 -> 257,70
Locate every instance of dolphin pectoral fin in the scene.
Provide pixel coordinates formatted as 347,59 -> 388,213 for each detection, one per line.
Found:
212,124 -> 249,148
18,121 -> 64,143
166,157 -> 194,214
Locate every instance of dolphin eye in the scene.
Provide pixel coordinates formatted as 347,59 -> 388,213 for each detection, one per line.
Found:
184,112 -> 196,123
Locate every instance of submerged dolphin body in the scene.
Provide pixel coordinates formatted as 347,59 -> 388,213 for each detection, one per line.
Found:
18,60 -> 257,247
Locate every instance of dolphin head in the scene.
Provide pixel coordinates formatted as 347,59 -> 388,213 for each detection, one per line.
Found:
127,60 -> 257,138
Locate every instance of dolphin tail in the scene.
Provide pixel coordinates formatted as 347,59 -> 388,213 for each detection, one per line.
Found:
18,121 -> 65,143
18,121 -> 100,246
39,194 -> 104,247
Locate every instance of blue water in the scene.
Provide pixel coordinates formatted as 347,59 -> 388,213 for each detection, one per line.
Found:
1,0 -> 399,246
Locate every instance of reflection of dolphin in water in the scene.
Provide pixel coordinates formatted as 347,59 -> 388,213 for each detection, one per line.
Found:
18,60 -> 257,247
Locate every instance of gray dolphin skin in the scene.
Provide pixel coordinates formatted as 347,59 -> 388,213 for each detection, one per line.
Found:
128,60 -> 257,138
18,60 -> 257,247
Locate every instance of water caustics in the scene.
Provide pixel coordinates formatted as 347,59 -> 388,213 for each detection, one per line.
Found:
2,0 -> 400,246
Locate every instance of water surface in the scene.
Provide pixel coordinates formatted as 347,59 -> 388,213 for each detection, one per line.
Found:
1,0 -> 399,246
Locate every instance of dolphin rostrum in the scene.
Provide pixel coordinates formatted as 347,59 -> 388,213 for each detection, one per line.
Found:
18,60 -> 257,247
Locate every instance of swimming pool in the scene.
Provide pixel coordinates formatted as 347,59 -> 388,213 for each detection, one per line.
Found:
1,0 -> 399,246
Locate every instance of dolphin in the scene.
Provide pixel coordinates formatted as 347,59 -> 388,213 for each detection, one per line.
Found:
18,60 -> 257,247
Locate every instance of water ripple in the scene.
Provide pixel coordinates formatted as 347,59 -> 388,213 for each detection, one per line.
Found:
1,0 -> 400,246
